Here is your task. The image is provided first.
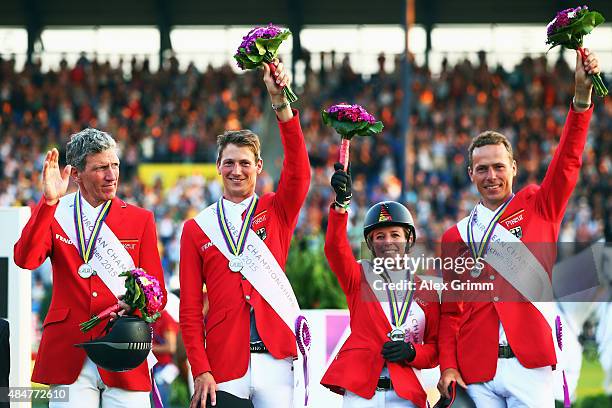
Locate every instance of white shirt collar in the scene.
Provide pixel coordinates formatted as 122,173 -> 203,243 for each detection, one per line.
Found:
222,194 -> 257,210
476,192 -> 514,216
80,193 -> 105,215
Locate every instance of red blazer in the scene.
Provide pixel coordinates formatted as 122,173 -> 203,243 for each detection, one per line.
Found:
14,196 -> 167,391
438,104 -> 593,384
179,110 -> 310,382
320,208 -> 440,408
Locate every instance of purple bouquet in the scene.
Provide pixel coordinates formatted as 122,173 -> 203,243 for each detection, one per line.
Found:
322,104 -> 383,170
546,5 -> 607,96
234,24 -> 298,103
80,268 -> 164,332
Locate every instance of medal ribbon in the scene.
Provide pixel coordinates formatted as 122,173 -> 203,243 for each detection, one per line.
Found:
467,194 -> 514,262
381,270 -> 415,328
216,196 -> 258,257
73,191 -> 112,263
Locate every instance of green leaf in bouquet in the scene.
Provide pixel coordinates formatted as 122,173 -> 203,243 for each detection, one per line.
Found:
234,54 -> 259,70
267,38 -> 284,55
254,36 -> 287,56
322,113 -> 358,137
130,283 -> 146,310
246,53 -> 264,64
320,111 -> 335,127
275,30 -> 291,41
143,312 -> 161,324
132,283 -> 141,304
124,287 -> 134,303
572,11 -> 605,35
257,37 -> 285,57
362,121 -> 385,136
548,30 -> 573,44
353,120 -> 370,131
255,39 -> 267,56
259,31 -> 290,47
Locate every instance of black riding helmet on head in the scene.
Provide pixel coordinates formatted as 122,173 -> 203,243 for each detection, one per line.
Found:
363,201 -> 416,250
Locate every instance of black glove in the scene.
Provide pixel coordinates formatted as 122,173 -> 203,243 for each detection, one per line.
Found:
381,340 -> 416,363
330,162 -> 352,207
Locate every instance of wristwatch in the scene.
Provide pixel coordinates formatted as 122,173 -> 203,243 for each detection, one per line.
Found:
272,100 -> 290,111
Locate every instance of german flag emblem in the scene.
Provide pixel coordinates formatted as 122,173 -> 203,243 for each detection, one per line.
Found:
378,205 -> 392,222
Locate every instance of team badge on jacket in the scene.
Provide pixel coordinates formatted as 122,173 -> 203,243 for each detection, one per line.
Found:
501,209 -> 524,239
509,226 -> 523,239
255,227 -> 267,241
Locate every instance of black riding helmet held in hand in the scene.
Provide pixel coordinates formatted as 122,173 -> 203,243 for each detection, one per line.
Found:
75,315 -> 152,372
363,201 -> 416,250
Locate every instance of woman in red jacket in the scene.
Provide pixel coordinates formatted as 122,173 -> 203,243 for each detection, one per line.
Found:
320,163 -> 440,408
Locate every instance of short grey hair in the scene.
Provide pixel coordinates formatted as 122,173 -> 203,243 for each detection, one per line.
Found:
66,128 -> 117,170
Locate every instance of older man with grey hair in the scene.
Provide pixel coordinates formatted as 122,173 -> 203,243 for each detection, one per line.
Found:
14,128 -> 167,407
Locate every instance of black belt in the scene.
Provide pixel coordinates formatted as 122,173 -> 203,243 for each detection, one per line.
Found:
376,377 -> 392,390
250,341 -> 268,353
498,345 -> 515,359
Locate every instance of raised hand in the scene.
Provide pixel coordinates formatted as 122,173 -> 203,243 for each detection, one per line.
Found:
574,48 -> 600,110
331,162 -> 352,211
262,58 -> 290,100
42,148 -> 71,205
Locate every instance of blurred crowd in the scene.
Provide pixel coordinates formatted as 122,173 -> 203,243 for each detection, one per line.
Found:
1,50 -> 609,293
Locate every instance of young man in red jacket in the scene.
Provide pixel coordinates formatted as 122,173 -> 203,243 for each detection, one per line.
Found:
437,49 -> 601,407
14,128 -> 167,407
179,59 -> 310,408
321,163 -> 440,408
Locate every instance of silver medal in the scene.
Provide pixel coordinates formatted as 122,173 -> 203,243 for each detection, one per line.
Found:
78,263 -> 95,278
228,256 -> 244,272
470,264 -> 483,278
387,328 -> 405,342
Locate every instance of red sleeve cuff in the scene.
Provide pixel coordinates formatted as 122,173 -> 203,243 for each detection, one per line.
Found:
277,108 -> 301,127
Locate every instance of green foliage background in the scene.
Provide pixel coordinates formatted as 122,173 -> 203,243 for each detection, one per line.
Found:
285,236 -> 347,309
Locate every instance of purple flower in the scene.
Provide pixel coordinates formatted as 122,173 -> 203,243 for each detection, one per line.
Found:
234,24 -> 283,68
326,104 -> 376,124
547,6 -> 589,36
129,268 -> 164,315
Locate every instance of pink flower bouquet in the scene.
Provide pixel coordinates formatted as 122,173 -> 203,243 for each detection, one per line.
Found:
322,104 -> 383,171
80,268 -> 164,332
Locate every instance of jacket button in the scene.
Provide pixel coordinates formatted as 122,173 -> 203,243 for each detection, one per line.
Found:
245,295 -> 251,301
489,275 -> 495,280
92,291 -> 98,298
493,296 -> 499,302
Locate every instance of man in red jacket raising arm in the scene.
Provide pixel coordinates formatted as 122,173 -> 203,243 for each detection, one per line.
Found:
437,49 -> 601,407
179,59 -> 311,408
14,128 -> 167,407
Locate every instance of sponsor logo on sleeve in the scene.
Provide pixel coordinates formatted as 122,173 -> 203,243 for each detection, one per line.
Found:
55,233 -> 73,245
